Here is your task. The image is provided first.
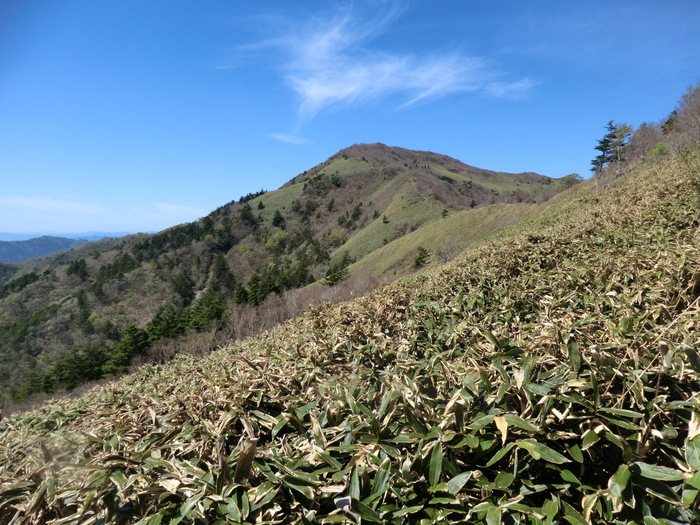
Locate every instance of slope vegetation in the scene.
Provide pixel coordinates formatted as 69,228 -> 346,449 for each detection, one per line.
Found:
1,146 -> 698,522
0,144 -> 572,406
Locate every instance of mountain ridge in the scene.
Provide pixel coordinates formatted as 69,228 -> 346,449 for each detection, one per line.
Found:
0,235 -> 88,263
0,143 -> 575,406
0,232 -> 134,242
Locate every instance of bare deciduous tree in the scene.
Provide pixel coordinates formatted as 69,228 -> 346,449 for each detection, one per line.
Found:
669,82 -> 700,152
628,122 -> 665,162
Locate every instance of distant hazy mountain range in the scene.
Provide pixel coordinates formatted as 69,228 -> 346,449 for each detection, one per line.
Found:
0,232 -> 133,242
0,236 -> 89,263
0,233 -> 134,263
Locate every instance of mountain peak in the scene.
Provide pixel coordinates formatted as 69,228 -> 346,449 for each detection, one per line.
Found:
335,142 -> 459,167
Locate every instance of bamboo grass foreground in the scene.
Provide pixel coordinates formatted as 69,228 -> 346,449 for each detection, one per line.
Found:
1,151 -> 700,523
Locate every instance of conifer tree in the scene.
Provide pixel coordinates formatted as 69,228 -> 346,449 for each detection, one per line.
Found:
591,121 -> 633,174
272,210 -> 286,229
323,251 -> 352,286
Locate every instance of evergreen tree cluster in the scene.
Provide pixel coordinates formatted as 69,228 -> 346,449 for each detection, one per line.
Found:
235,255 -> 315,306
590,121 -> 636,174
0,271 -> 42,299
66,258 -> 89,280
323,251 -> 353,286
10,285 -> 231,402
337,203 -> 364,229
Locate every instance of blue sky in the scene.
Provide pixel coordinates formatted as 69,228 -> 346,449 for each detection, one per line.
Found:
1,0 -> 699,235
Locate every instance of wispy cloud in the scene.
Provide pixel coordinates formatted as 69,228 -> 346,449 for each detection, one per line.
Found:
0,196 -> 104,214
154,202 -> 207,218
241,3 -> 534,120
485,78 -> 540,99
267,133 -> 313,145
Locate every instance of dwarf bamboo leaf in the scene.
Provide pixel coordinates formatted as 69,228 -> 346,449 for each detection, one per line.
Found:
371,458 -> 391,497
429,441 -> 443,487
581,429 -> 600,450
503,413 -> 539,432
518,439 -> 570,464
494,471 -> 514,490
568,340 -> 581,374
632,462 -> 686,482
446,471 -> 472,494
351,498 -> 382,523
561,501 -> 587,525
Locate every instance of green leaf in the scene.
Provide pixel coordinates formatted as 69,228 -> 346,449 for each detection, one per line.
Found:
494,471 -> 514,489
319,452 -> 342,470
484,330 -> 501,349
604,431 -> 625,450
608,464 -> 631,502
682,486 -> 699,506
389,505 -> 424,518
271,417 -> 287,439
180,491 -> 203,518
110,470 -> 128,492
283,478 -> 314,501
406,410 -> 428,436
632,462 -> 686,481
598,407 -> 643,419
686,471 -> 700,489
518,439 -> 570,464
685,348 -> 700,374
581,494 -> 597,523
471,501 -> 497,513
388,433 -> 421,444
503,413 -> 539,432
567,444 -> 584,463
542,498 -> 559,520
371,458 -> 391,497
446,471 -> 472,494
633,475 -> 681,504
581,429 -> 600,450
524,382 -> 551,396
559,469 -> 581,486
485,506 -> 502,525
429,496 -> 459,505
599,416 -> 640,431
686,435 -> 700,470
643,517 -> 671,525
429,482 -> 449,493
429,441 -> 443,487
283,472 -> 321,487
561,501 -> 587,525
485,442 -> 516,467
568,340 -> 581,374
468,414 -> 495,431
351,498 -> 382,523
349,466 -> 360,500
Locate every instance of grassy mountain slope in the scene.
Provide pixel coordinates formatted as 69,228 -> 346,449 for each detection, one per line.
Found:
0,236 -> 87,264
1,148 -> 698,523
0,144 -> 572,406
349,200 -> 547,278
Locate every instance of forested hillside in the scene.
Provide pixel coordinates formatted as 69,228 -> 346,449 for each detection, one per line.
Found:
0,83 -> 699,523
0,145 -> 574,408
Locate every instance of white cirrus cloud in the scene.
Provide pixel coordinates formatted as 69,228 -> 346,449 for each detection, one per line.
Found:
241,3 -> 535,120
267,133 -> 313,145
0,196 -> 104,214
